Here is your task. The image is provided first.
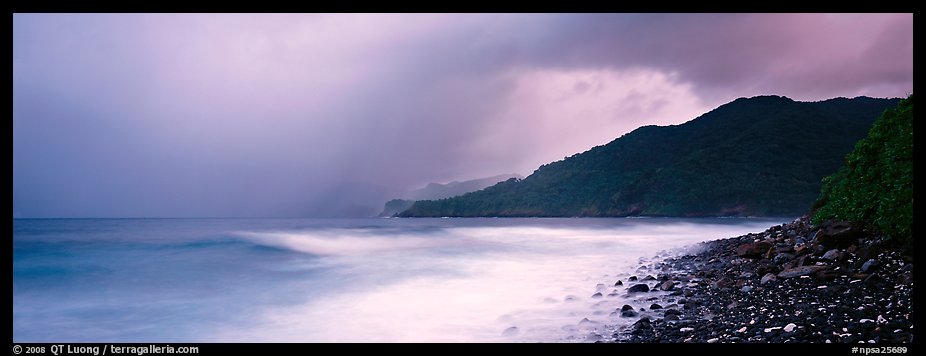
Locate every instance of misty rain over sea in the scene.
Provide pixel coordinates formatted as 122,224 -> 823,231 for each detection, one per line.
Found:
13,217 -> 787,342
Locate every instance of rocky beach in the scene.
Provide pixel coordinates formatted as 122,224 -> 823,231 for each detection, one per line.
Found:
605,217 -> 914,343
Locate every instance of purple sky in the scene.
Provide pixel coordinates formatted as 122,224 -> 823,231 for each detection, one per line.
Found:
13,13 -> 912,217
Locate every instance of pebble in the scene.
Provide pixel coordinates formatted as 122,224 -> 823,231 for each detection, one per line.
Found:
861,259 -> 879,273
760,273 -> 777,285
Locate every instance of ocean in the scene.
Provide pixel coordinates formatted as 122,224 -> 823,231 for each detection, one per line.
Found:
13,217 -> 788,342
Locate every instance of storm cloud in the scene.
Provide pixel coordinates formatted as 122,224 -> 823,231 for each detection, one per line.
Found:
13,13 -> 912,217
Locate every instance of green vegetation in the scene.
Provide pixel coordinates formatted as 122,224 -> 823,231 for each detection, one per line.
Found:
399,96 -> 900,217
813,95 -> 913,241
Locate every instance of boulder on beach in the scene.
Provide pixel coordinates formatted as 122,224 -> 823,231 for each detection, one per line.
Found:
777,266 -> 827,278
817,221 -> 863,248
627,283 -> 650,293
736,241 -> 772,258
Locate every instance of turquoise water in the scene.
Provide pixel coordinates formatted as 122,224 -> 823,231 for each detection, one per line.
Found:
13,217 -> 787,342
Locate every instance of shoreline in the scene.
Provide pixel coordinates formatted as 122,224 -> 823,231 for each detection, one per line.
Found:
604,217 -> 914,343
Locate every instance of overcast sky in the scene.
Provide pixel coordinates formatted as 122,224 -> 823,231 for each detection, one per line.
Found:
13,13 -> 913,218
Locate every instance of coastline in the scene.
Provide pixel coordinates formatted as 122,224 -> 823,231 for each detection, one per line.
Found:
605,217 -> 914,343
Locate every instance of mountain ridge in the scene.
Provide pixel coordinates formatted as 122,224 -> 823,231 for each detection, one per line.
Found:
398,95 -> 901,217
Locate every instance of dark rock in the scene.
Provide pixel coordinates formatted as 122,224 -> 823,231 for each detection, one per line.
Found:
814,244 -> 826,254
650,303 -> 663,310
756,261 -> 779,275
777,266 -> 826,278
760,273 -> 777,284
591,292 -> 603,298
659,281 -> 674,291
615,280 -> 623,286
796,255 -> 810,267
857,246 -> 881,261
863,273 -> 882,284
817,221 -> 862,248
631,317 -> 652,332
794,243 -> 807,254
736,241 -> 773,258
621,310 -> 639,318
822,249 -> 841,260
713,277 -> 735,289
861,259 -> 879,273
642,275 -> 656,281
815,269 -> 841,280
621,304 -> 634,312
627,284 -> 650,293
628,276 -> 638,281
740,286 -> 754,293
774,252 -> 796,264
664,309 -> 682,317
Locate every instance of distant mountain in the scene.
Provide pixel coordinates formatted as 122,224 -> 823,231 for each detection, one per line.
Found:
407,174 -> 524,201
378,174 -> 522,217
399,96 -> 900,217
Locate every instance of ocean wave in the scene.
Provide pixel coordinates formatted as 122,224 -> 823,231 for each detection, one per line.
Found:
233,230 -> 468,256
